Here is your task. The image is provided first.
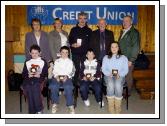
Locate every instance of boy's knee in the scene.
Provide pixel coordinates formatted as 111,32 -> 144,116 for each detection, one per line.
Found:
80,84 -> 88,92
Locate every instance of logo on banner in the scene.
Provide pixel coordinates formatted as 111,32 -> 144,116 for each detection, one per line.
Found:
30,6 -> 48,24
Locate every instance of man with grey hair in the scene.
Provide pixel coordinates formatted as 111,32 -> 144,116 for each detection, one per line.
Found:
118,15 -> 140,96
90,18 -> 114,62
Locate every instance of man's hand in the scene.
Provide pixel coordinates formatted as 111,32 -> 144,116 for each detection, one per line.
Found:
71,43 -> 81,48
71,43 -> 77,48
128,61 -> 132,67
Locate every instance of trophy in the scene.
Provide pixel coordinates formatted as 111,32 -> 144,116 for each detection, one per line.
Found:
112,69 -> 118,76
30,64 -> 40,75
86,73 -> 92,80
77,39 -> 82,46
59,75 -> 65,83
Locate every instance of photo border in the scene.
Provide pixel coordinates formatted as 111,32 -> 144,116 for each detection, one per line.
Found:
1,0 -> 160,121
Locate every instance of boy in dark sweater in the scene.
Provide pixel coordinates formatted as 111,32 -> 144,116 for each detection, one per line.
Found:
79,49 -> 104,107
22,44 -> 48,114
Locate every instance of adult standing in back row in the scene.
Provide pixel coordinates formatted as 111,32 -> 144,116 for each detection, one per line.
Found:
49,18 -> 69,61
118,15 -> 140,96
89,18 -> 114,62
25,18 -> 51,63
69,12 -> 92,91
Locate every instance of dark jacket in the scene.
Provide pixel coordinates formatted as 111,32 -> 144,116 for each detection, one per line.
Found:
118,26 -> 140,63
89,29 -> 114,60
69,25 -> 92,55
25,31 -> 52,62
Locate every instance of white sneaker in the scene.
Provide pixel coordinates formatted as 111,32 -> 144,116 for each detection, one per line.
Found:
68,106 -> 75,114
98,100 -> 105,107
84,99 -> 90,106
59,91 -> 62,95
52,104 -> 58,113
37,111 -> 43,114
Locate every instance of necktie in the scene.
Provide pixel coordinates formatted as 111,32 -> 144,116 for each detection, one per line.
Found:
100,32 -> 105,51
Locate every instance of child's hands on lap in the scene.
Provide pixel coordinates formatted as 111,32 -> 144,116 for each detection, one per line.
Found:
90,76 -> 95,81
28,72 -> 34,78
33,73 -> 40,78
83,76 -> 87,81
62,76 -> 68,83
55,76 -> 60,82
116,74 -> 120,79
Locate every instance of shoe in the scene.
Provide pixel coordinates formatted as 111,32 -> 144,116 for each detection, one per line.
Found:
115,97 -> 122,114
98,100 -> 105,107
59,91 -> 62,95
68,106 -> 75,114
84,99 -> 90,106
52,104 -> 58,113
106,96 -> 115,114
37,111 -> 43,114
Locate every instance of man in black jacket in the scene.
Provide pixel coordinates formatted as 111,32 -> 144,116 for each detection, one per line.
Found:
69,12 -> 92,97
89,18 -> 114,62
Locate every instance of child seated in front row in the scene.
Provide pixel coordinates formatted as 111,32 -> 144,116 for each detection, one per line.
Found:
49,46 -> 75,114
22,44 -> 48,114
102,42 -> 128,114
80,48 -> 104,107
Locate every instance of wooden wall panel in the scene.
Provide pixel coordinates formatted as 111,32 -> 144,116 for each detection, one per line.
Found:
5,5 -> 155,54
5,42 -> 14,74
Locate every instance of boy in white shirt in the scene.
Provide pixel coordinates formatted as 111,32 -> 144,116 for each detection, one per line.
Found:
49,46 -> 75,114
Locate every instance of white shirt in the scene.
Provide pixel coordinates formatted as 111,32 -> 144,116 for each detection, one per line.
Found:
83,59 -> 98,76
53,58 -> 75,78
35,35 -> 40,46
121,25 -> 132,39
59,32 -> 68,46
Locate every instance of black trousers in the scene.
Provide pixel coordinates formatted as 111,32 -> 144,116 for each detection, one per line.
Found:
72,54 -> 85,96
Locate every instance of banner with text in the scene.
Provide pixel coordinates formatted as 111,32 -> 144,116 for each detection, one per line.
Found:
27,5 -> 137,25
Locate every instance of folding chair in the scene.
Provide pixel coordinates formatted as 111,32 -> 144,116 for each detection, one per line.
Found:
123,82 -> 128,110
19,79 -> 49,113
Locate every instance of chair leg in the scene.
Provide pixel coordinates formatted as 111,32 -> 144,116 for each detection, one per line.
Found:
100,87 -> 103,108
100,78 -> 105,108
126,87 -> 128,110
19,89 -> 22,113
73,86 -> 78,108
47,89 -> 50,110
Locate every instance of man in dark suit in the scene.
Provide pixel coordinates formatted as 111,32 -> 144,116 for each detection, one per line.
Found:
89,18 -> 114,62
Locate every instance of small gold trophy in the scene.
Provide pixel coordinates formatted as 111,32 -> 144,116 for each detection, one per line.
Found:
86,73 -> 92,80
30,64 -> 40,75
112,69 -> 118,76
59,75 -> 65,82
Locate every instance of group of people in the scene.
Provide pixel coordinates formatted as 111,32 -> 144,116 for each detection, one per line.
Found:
22,12 -> 140,114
